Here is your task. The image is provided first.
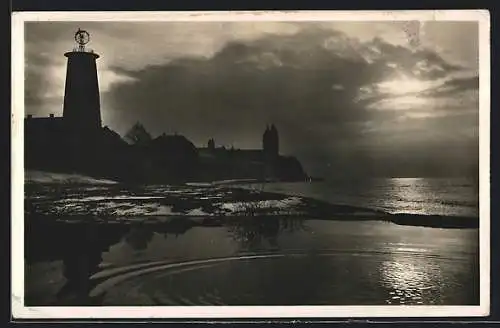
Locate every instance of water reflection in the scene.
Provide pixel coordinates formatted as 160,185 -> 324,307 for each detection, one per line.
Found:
381,248 -> 478,305
380,253 -> 442,305
227,216 -> 308,252
123,218 -> 198,251
25,217 -> 202,304
25,220 -> 129,305
25,216 -> 478,306
124,226 -> 154,251
25,216 -> 310,305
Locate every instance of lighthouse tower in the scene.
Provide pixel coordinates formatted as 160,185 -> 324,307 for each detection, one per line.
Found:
62,28 -> 102,134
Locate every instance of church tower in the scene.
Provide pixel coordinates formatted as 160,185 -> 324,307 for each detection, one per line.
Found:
208,138 -> 215,151
62,29 -> 102,134
263,124 -> 279,157
262,125 -> 270,151
269,124 -> 279,155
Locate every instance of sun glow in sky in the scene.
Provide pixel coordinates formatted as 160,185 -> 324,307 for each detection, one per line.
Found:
370,95 -> 429,111
363,75 -> 451,111
377,76 -> 435,96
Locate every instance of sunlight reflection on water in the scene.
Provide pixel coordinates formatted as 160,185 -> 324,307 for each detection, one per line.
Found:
246,177 -> 479,217
380,254 -> 442,305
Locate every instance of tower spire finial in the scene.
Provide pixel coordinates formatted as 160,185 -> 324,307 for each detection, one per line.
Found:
74,28 -> 90,52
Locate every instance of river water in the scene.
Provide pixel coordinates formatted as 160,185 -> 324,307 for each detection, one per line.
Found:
243,177 -> 479,218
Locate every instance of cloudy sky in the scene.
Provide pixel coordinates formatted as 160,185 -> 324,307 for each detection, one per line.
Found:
25,20 -> 479,178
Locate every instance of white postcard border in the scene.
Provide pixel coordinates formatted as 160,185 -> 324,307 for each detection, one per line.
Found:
11,10 -> 491,319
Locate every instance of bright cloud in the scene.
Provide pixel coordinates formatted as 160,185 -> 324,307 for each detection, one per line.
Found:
377,76 -> 440,95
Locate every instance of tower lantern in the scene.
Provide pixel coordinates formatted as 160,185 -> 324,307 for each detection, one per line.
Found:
62,28 -> 102,133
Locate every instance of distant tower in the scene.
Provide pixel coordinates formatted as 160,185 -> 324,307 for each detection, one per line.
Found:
208,138 -> 215,150
269,124 -> 279,155
262,125 -> 269,151
263,124 -> 279,157
62,28 -> 102,133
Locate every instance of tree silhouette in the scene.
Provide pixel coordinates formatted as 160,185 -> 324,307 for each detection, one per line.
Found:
124,122 -> 152,145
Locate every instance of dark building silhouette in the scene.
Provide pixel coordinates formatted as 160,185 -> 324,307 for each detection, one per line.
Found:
196,124 -> 307,182
149,133 -> 200,181
26,29 -> 102,137
24,115 -> 67,171
63,29 -> 102,135
24,29 -> 130,177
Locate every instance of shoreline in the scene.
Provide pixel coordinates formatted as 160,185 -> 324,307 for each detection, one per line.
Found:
24,170 -> 311,186
25,171 -> 479,229
26,212 -> 479,229
25,179 -> 479,229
